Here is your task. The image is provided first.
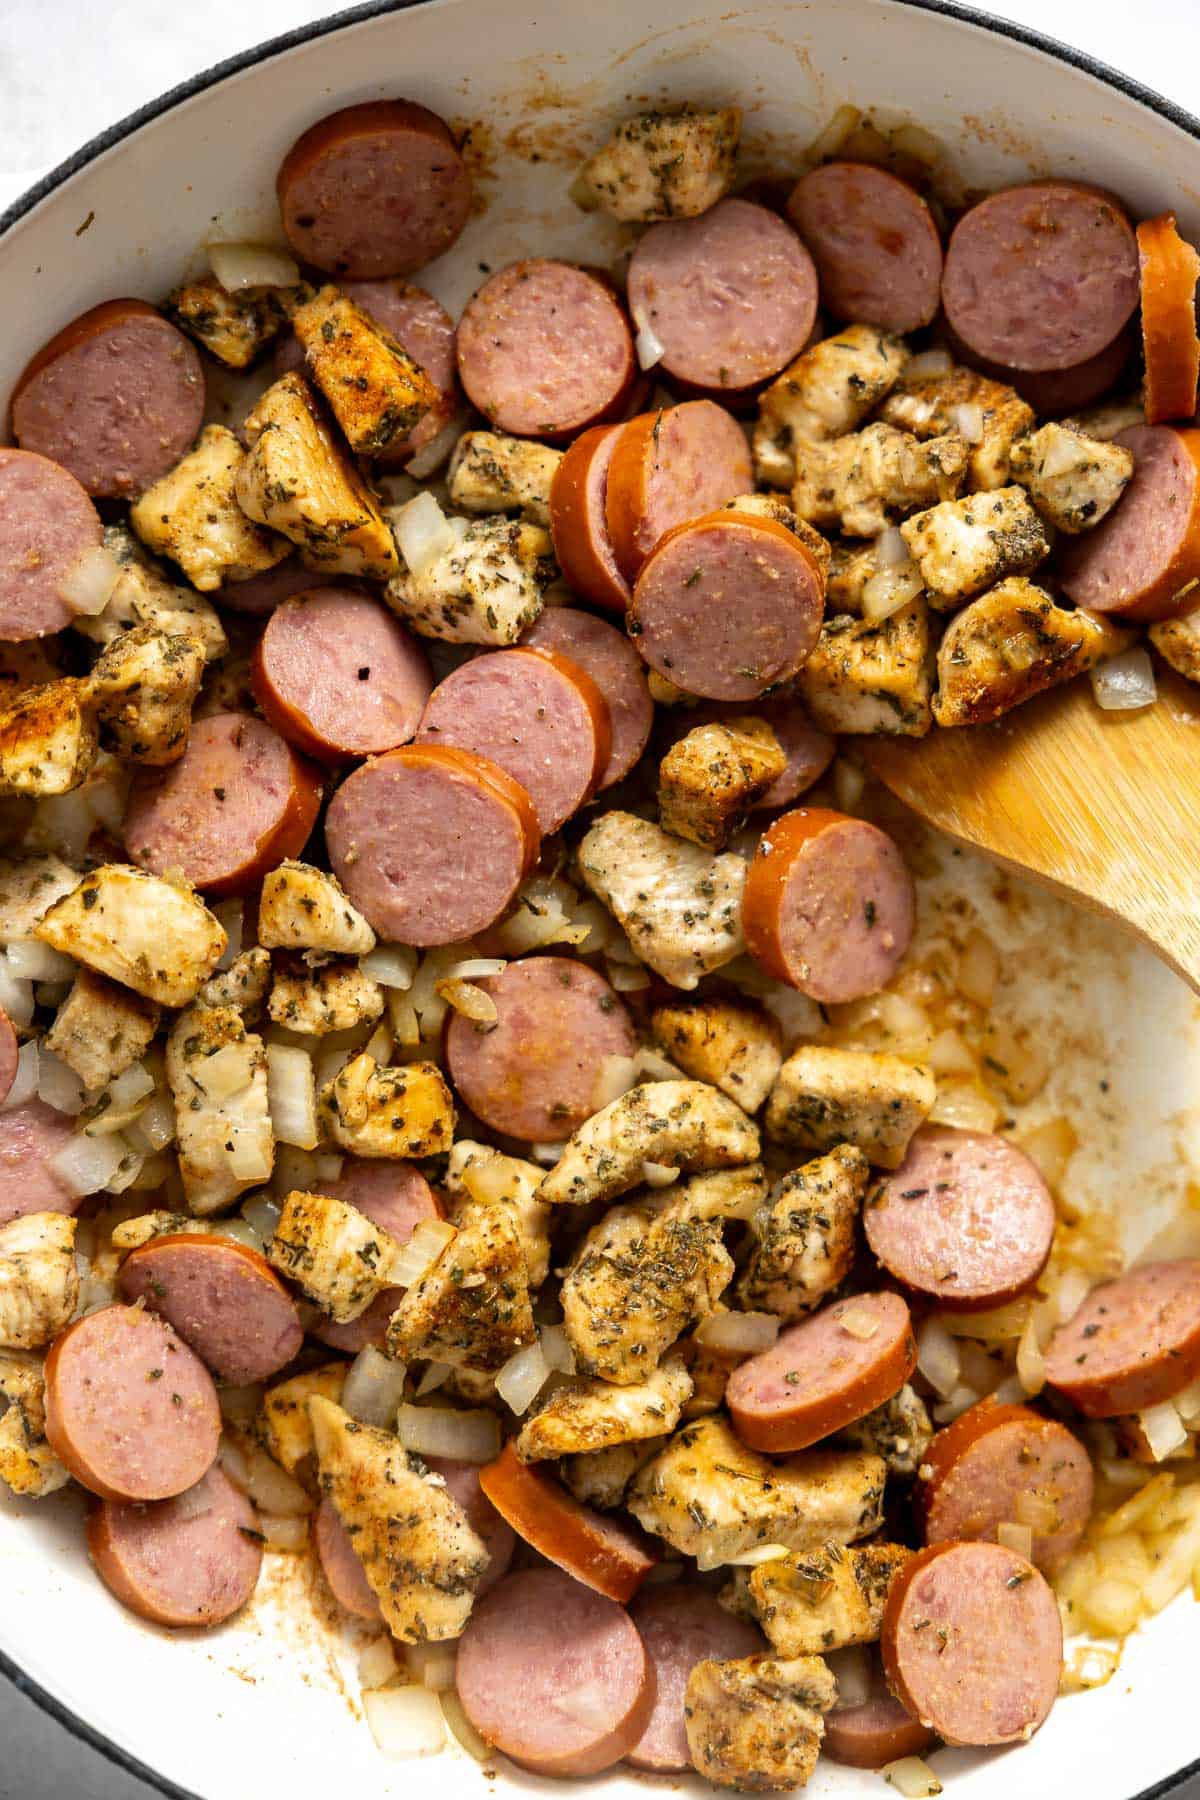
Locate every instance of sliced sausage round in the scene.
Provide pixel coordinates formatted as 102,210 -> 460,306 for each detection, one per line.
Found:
326,742 -> 539,946
277,100 -> 472,279
918,1399 -> 1093,1573
727,1290 -> 916,1455
479,1441 -> 654,1604
44,1303 -> 221,1502
742,807 -> 915,1002
881,1541 -> 1062,1747
456,1567 -> 654,1777
117,1235 -> 304,1386
786,162 -> 943,334
314,1495 -> 381,1620
0,1099 -> 81,1225
523,607 -> 653,788
1059,424 -> 1200,621
457,260 -> 635,438
416,645 -> 610,833
214,558 -> 321,618
627,198 -> 818,394
123,711 -> 322,896
1004,330 -> 1133,416
87,1463 -> 262,1628
627,1586 -> 765,1773
548,425 -> 631,613
941,181 -> 1139,373
311,1161 -> 441,1353
425,1455 -> 516,1596
629,511 -> 826,701
0,1008 -> 17,1107
606,402 -> 754,583
445,955 -> 637,1142
1137,215 -> 1200,425
864,1127 -> 1055,1313
823,1651 -> 936,1769
1044,1258 -> 1200,1416
0,448 -> 103,642
251,586 -> 433,763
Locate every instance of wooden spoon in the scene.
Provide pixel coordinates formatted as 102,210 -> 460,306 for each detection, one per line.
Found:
865,665 -> 1200,994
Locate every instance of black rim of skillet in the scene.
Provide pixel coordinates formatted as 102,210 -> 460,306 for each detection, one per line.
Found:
1,0 -> 1199,1794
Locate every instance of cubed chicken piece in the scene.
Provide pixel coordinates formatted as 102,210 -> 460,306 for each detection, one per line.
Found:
443,1140 -> 552,1288
933,578 -> 1132,727
576,811 -> 747,990
879,362 -> 1035,491
627,1415 -> 886,1562
678,1320 -> 743,1418
765,1044 -> 936,1170
386,515 -> 553,646
386,1196 -> 535,1373
73,526 -> 227,661
651,1000 -> 782,1115
0,1351 -> 70,1498
900,484 -> 1049,608
793,424 -> 968,538
447,432 -> 563,527
0,1215 -> 78,1350
195,946 -> 272,1018
236,374 -> 399,581
43,967 -> 160,1090
268,1189 -> 404,1320
747,1542 -> 912,1656
1009,422 -> 1135,533
754,326 -> 911,488
575,106 -> 741,223
795,600 -> 934,736
0,679 -> 97,797
1063,398 -> 1145,441
684,1654 -> 837,1792
561,1436 -> 668,1510
538,1079 -> 761,1208
131,424 -> 291,592
658,719 -> 787,851
825,541 -> 880,614
36,865 -> 226,1006
293,285 -> 439,457
1150,613 -> 1200,684
515,1355 -> 693,1461
317,1053 -> 454,1159
267,955 -> 385,1036
737,1145 -> 868,1319
257,859 -> 376,957
166,1003 -> 273,1213
675,1164 -> 771,1224
309,1397 -> 488,1642
836,1383 -> 931,1477
0,854 -> 80,943
166,276 -> 295,370
561,1200 -> 734,1383
109,1212 -> 209,1252
88,625 -> 206,765
263,1363 -> 346,1474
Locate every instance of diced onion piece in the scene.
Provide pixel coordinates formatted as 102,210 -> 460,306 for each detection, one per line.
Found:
124,1091 -> 176,1154
198,1042 -> 254,1103
988,1373 -> 1027,1407
1059,1644 -> 1120,1695
530,1141 -> 565,1167
363,1684 -> 447,1760
388,995 -> 421,1046
634,1046 -> 685,1082
1,1038 -> 39,1112
948,402 -> 984,444
361,945 -> 418,990
435,978 -> 498,1026
806,103 -> 862,163
1053,1268 -> 1091,1324
540,1324 -> 576,1375
1016,1312 -> 1046,1395
415,1360 -> 453,1398
1018,1115 -> 1077,1194
884,1756 -> 943,1798
723,1542 -> 792,1568
266,1042 -> 318,1150
826,1646 -> 873,1712
217,1216 -> 265,1253
343,1347 -> 409,1429
242,1191 -> 283,1244
916,1315 -> 960,1399
441,1691 -> 490,1762
838,1304 -> 880,1342
242,1445 -> 312,1516
0,961 -> 34,1029
227,1132 -> 273,1183
1091,648 -> 1156,711
926,1028 -> 976,1078
494,1338 -> 550,1415
218,1435 -> 250,1492
397,1404 -> 501,1465
996,1521 -> 1034,1558
941,1299 -> 1030,1343
207,240 -> 300,291
407,1642 -> 458,1692
210,901 -> 243,972
359,1637 -> 399,1691
1013,1490 -> 1058,1534
635,320 -> 665,371
4,939 -> 73,982
38,1048 -> 90,1116
57,542 -> 121,616
390,1218 -> 455,1289
932,1382 -> 980,1424
694,1311 -> 780,1355
891,123 -> 942,167
256,1512 -> 308,1552
606,959 -> 651,993
874,525 -> 911,570
957,929 -> 998,1007
902,349 -> 953,380
48,1131 -> 126,1196
861,563 -> 924,623
929,1081 -> 998,1133
641,1159 -> 680,1189
405,410 -> 470,481
84,1062 -> 156,1135
441,958 -> 506,982
1038,431 -> 1084,480
1136,1401 -> 1189,1462
592,1054 -> 638,1112
393,491 -> 456,579
104,1141 -> 146,1195
1171,1375 -> 1200,1430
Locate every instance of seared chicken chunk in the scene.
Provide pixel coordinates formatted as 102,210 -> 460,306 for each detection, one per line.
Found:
747,1542 -> 912,1655
539,1079 -> 761,1208
236,374 -> 399,580
880,362 -> 1035,490
131,424 -> 291,591
515,1355 -> 693,1461
793,423 -> 967,539
267,955 -> 385,1036
0,854 -> 80,943
166,275 -> 295,370
309,1397 -> 488,1642
36,865 -> 226,1006
933,578 -> 1132,727
196,946 -> 272,1018
262,1363 -> 346,1475
293,285 -> 438,457
268,1189 -> 405,1321
447,432 -> 563,527
257,860 -> 376,957
675,1165 -> 770,1225
1150,613 -> 1200,684
43,967 -> 159,1090
575,106 -> 741,223
900,484 -> 1049,608
837,1383 -> 932,1477
795,600 -> 934,736
166,1003 -> 273,1213
318,1053 -> 454,1159
0,679 -> 98,797
0,1351 -> 70,1498
658,719 -> 787,851
109,1212 -> 213,1251
1009,422 -> 1134,533
652,1000 -> 782,1116
0,1215 -> 78,1350
75,526 -> 227,661
386,515 -> 553,646
89,625 -> 206,765
386,1196 -> 535,1373
576,812 -> 747,989
737,1145 -> 867,1319
765,1044 -> 936,1170
754,326 -> 910,488
825,541 -> 882,614
561,1436 -> 668,1510
684,1654 -> 837,1791
443,1140 -> 552,1289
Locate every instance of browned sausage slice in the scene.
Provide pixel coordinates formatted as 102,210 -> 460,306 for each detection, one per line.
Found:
787,163 -> 943,334
742,807 -> 915,1002
87,1463 -> 262,1628
606,403 -> 753,583
325,743 -> 539,947
548,425 -> 631,613
314,1495 -> 381,1620
627,1586 -> 765,1773
277,100 -> 472,278
457,260 -> 635,438
918,1399 -> 1093,1573
629,511 -> 825,701
523,607 -> 652,788
118,1235 -> 304,1385
479,1442 -> 655,1603
424,1455 -> 516,1596
0,448 -> 104,642
0,1008 -> 17,1107
0,1099 -> 83,1225
823,1650 -> 937,1768
456,1567 -> 654,1777
1043,1259 -> 1200,1416
445,955 -> 637,1141
1058,425 -> 1200,620
44,1303 -> 221,1502
863,1127 -> 1055,1312
123,711 -> 323,896
881,1541 -> 1062,1746
214,558 -> 321,618
251,586 -> 432,762
12,300 -> 205,498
